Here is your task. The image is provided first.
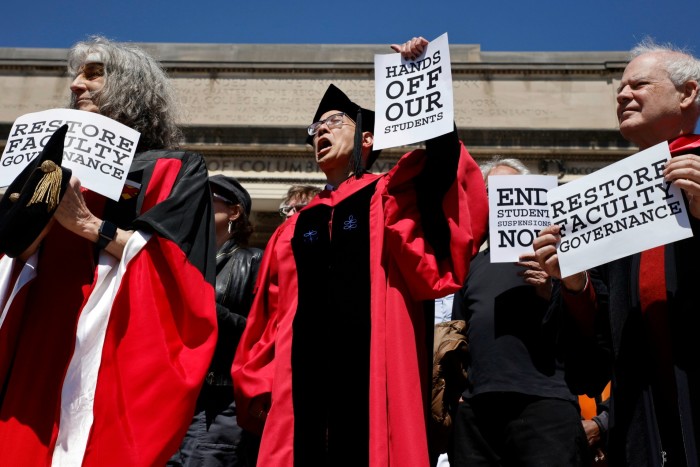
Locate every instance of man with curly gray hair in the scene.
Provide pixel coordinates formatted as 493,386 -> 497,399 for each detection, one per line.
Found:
534,39 -> 700,466
0,37 -> 218,466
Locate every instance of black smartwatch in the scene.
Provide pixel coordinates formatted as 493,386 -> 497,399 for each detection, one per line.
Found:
97,220 -> 118,249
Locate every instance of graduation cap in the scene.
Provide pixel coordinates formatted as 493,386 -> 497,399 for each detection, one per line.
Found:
0,124 -> 72,258
306,84 -> 381,176
209,174 -> 252,216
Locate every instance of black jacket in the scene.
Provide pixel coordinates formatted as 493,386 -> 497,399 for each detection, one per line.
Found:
558,218 -> 700,467
207,239 -> 263,386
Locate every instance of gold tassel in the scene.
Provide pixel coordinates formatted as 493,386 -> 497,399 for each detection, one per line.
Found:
27,160 -> 62,211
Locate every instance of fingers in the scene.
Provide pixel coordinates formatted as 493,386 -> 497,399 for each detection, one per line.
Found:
54,176 -> 97,235
664,154 -> 700,218
532,225 -> 563,280
519,269 -> 550,287
664,153 -> 700,180
665,154 -> 700,192
517,251 -> 536,262
516,251 -> 545,272
391,36 -> 429,60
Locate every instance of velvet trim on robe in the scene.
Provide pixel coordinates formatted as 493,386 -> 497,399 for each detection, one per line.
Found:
232,140 -> 488,467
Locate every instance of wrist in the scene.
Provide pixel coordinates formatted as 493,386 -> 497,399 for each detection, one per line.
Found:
96,220 -> 118,249
562,271 -> 588,294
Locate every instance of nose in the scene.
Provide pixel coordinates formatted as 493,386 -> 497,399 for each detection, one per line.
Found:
616,84 -> 632,104
316,122 -> 330,137
70,74 -> 86,94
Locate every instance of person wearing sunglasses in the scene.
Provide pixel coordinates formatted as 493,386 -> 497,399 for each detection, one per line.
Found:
278,185 -> 321,220
233,36 -> 488,467
170,175 -> 263,467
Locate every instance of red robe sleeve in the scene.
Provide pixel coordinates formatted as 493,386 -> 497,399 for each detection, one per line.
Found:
232,223 -> 290,434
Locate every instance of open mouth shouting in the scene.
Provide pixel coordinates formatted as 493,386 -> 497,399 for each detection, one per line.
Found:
316,137 -> 332,160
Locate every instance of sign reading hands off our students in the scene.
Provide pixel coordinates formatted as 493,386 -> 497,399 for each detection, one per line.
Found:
489,175 -> 558,262
0,109 -> 140,201
548,142 -> 692,277
373,33 -> 454,150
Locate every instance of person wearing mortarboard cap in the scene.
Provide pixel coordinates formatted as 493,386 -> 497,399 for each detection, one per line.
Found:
0,37 -> 217,466
170,175 -> 263,466
232,36 -> 489,467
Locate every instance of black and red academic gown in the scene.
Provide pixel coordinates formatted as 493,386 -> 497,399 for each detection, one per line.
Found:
232,132 -> 488,467
0,150 -> 217,466
560,135 -> 700,466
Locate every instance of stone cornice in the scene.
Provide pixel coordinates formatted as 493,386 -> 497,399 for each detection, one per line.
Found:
0,43 -> 628,75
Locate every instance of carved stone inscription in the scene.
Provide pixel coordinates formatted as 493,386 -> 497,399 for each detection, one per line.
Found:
175,78 -> 374,126
0,76 -> 69,121
204,154 -> 399,178
174,75 -> 619,130
0,74 -> 620,132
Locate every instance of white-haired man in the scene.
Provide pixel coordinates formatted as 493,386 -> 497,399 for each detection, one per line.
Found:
533,40 -> 700,465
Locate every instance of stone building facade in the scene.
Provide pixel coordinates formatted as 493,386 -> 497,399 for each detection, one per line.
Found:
0,43 -> 635,246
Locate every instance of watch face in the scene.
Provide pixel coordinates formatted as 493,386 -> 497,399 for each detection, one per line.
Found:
98,220 -> 118,248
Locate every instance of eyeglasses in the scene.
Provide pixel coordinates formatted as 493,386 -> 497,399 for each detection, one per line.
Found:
279,203 -> 308,218
306,112 -> 354,136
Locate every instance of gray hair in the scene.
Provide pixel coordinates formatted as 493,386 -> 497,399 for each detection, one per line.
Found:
68,36 -> 182,150
631,37 -> 700,107
480,155 -> 530,181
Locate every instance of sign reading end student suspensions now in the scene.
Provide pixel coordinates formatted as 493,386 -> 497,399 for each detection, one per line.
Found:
372,33 -> 454,150
548,141 -> 693,277
489,175 -> 558,263
0,109 -> 140,201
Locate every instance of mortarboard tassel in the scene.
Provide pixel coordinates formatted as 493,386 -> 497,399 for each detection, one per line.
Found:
353,108 -> 364,179
27,160 -> 63,212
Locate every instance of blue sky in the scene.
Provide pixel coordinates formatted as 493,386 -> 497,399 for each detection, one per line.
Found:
0,0 -> 696,52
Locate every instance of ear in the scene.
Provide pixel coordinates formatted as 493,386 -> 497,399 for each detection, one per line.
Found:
360,131 -> 374,163
228,203 -> 243,222
680,80 -> 699,110
362,131 -> 374,150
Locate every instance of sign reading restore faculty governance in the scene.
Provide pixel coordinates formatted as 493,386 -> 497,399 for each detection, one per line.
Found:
0,109 -> 140,201
548,141 -> 692,277
372,33 -> 454,150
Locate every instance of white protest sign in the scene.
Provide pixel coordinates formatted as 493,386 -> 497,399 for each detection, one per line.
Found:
373,32 -> 454,150
0,109 -> 140,201
548,141 -> 693,277
488,175 -> 557,263
489,175 -> 558,262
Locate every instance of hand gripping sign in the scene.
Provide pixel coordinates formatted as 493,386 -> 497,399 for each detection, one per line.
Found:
1,109 -> 140,201
547,142 -> 692,277
373,33 -> 454,150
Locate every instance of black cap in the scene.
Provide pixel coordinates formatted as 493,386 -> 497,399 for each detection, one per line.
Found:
209,174 -> 252,215
307,84 -> 381,175
0,124 -> 72,258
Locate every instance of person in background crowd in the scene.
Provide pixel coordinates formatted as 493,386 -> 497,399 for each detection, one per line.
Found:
533,39 -> 700,466
449,156 -> 590,466
278,184 -> 321,220
0,36 -> 217,466
232,36 -> 488,467
170,175 -> 262,466
579,385 -> 610,465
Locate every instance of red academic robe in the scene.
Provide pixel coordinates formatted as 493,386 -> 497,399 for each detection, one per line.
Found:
232,137 -> 488,467
0,151 -> 217,466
